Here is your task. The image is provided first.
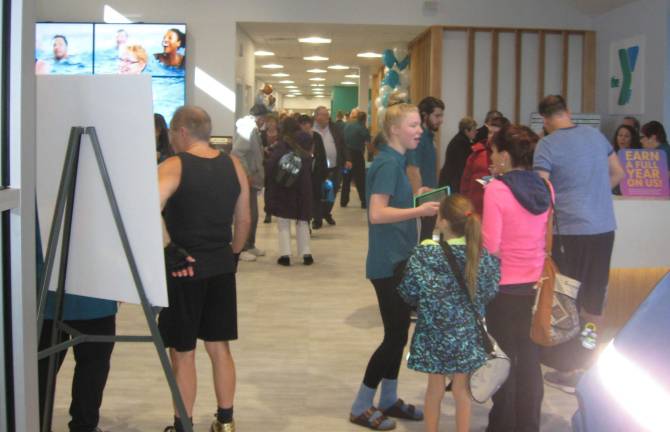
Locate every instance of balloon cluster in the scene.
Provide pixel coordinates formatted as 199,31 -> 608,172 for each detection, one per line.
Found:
375,47 -> 410,126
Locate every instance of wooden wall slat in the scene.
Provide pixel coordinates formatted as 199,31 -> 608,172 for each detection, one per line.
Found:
466,29 -> 475,117
538,31 -> 546,104
561,31 -> 570,99
514,30 -> 522,123
582,31 -> 597,112
491,30 -> 499,110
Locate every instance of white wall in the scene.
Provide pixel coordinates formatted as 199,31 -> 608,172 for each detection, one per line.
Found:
594,0 -> 670,137
37,0 -> 593,136
235,28 -> 256,120
439,30 -> 586,164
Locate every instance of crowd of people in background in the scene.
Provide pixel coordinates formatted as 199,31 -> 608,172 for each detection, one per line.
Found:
39,83 -> 669,432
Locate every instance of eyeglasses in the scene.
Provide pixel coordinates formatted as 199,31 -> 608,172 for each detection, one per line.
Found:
117,57 -> 140,65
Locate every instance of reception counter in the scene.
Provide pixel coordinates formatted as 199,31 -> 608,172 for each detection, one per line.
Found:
603,197 -> 670,336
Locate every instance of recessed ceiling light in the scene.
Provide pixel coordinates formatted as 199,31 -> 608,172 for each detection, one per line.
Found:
307,68 -> 327,73
279,80 -> 294,84
262,64 -> 283,69
345,74 -> 360,79
289,89 -> 302,92
328,65 -> 350,70
299,36 -> 332,44
314,95 -> 327,98
304,56 -> 329,61
286,94 -> 296,98
272,73 -> 289,77
341,81 -> 356,85
286,85 -> 298,89
309,77 -> 326,81
357,52 -> 382,58
310,84 -> 325,87
254,50 -> 274,56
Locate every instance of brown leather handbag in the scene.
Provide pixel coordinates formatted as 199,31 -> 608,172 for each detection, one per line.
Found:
530,182 -> 581,347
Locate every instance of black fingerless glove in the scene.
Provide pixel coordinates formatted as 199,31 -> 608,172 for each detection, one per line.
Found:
233,252 -> 241,272
164,242 -> 191,273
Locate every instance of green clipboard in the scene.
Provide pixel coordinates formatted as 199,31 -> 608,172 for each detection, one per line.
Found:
414,186 -> 451,207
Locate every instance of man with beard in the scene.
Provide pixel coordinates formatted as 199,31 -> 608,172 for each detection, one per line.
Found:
406,96 -> 445,240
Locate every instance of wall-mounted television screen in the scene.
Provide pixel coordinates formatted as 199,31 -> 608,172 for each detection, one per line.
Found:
36,22 -> 186,123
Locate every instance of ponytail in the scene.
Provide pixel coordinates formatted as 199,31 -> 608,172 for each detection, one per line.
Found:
439,194 -> 482,299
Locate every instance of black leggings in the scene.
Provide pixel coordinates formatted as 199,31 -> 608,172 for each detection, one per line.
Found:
363,263 -> 411,389
39,315 -> 116,432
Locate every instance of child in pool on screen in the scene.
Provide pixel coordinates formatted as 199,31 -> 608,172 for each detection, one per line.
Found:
397,194 -> 500,432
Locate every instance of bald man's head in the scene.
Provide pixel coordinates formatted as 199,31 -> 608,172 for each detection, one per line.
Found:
170,105 -> 212,143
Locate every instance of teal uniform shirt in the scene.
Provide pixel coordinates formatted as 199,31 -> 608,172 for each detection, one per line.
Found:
406,127 -> 438,188
366,145 -> 418,279
344,121 -> 371,152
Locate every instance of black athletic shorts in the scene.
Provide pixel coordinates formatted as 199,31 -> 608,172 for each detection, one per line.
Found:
552,231 -> 615,316
158,273 -> 238,352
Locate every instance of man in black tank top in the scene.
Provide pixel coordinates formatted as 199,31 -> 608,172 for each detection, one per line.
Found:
157,106 -> 250,432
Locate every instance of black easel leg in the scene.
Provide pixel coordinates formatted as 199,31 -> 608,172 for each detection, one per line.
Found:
41,127 -> 83,432
86,128 -> 193,432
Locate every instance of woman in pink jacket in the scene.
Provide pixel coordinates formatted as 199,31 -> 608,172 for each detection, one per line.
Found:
482,125 -> 552,432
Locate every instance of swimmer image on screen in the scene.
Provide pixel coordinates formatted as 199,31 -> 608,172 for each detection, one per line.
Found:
35,23 -> 93,75
154,28 -> 185,69
118,44 -> 149,75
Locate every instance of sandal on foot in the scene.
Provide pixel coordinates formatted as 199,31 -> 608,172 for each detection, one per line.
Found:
350,407 -> 396,430
382,399 -> 424,421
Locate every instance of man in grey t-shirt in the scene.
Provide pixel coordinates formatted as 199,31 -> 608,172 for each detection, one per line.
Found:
533,95 -> 624,392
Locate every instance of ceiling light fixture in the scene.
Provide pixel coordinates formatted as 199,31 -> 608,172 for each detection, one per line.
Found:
261,64 -> 283,69
254,50 -> 275,56
286,94 -> 296,98
328,65 -> 350,70
304,56 -> 329,61
309,77 -> 326,81
298,36 -> 332,44
345,74 -> 360,79
307,68 -> 327,73
341,81 -> 356,85
271,73 -> 289,77
279,80 -> 294,84
285,85 -> 298,89
357,52 -> 383,58
310,83 -> 325,87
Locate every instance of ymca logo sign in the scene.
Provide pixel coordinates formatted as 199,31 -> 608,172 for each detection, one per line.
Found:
609,36 -> 645,115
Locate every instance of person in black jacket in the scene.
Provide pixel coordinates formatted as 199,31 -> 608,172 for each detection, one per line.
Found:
439,117 -> 478,194
299,115 -> 328,226
312,106 -> 350,228
473,110 -> 503,144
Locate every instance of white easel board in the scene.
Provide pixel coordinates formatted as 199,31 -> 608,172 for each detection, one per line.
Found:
36,75 -> 168,307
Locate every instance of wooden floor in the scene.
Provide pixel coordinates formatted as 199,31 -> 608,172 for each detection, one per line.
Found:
52,202 -> 577,431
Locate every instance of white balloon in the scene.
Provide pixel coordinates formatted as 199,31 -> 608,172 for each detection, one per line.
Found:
377,108 -> 386,123
375,96 -> 383,108
393,47 -> 408,63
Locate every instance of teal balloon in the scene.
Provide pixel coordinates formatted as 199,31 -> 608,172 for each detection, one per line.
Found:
397,56 -> 410,71
382,49 -> 396,69
385,70 -> 400,88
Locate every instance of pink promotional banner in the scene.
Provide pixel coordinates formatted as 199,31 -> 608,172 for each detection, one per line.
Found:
619,149 -> 670,198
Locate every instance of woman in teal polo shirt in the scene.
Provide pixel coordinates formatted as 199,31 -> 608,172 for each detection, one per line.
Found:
350,104 -> 440,430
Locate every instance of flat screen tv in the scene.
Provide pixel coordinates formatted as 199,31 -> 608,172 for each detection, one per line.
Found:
36,22 -> 186,123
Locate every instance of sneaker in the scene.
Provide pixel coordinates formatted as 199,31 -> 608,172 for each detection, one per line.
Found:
544,370 -> 582,395
211,419 -> 235,432
277,256 -> 290,266
312,220 -> 323,230
247,247 -> 266,257
239,251 -> 257,262
325,214 -> 336,226
303,254 -> 314,265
